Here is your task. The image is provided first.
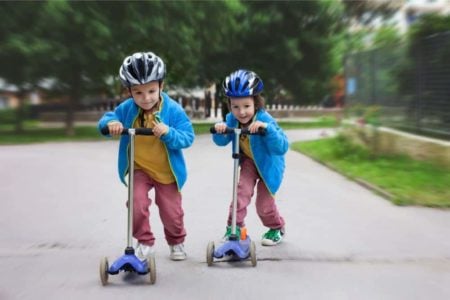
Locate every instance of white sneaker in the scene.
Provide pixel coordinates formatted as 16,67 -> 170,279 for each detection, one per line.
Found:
169,243 -> 186,261
136,243 -> 155,261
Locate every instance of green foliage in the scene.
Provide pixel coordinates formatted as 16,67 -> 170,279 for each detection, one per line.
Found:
408,13 -> 450,41
341,0 -> 401,26
0,108 -> 18,125
278,117 -> 338,129
347,104 -> 381,126
0,0 -> 348,129
292,136 -> 450,207
227,1 -> 345,104
372,25 -> 402,48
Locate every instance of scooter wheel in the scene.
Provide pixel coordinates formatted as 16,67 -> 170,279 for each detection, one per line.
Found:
206,241 -> 215,266
147,256 -> 156,284
250,241 -> 257,267
99,257 -> 109,285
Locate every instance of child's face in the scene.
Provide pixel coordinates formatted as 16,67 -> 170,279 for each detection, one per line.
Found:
229,97 -> 255,125
130,80 -> 162,112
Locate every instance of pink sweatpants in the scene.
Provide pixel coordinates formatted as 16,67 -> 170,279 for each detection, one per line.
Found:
227,157 -> 285,229
132,170 -> 186,246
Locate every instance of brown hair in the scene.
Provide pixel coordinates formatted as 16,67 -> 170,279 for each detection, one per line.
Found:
227,94 -> 266,111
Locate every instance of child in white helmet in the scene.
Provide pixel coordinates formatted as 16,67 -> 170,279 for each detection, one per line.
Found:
98,52 -> 194,260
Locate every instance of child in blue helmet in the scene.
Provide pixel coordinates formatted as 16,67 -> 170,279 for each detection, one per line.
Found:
212,69 -> 288,246
98,52 -> 194,260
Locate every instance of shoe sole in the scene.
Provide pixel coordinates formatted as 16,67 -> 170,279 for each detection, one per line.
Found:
170,255 -> 186,261
261,238 -> 282,246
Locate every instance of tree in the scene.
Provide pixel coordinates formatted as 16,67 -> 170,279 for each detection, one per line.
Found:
341,0 -> 401,26
225,1 -> 345,104
0,1 -> 45,133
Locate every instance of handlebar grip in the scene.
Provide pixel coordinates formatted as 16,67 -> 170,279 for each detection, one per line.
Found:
210,127 -> 234,134
210,126 -> 266,135
101,127 -> 154,135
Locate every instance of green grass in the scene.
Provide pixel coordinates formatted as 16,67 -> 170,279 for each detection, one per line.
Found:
278,116 -> 338,129
291,136 -> 450,208
0,117 -> 337,145
0,126 -> 103,144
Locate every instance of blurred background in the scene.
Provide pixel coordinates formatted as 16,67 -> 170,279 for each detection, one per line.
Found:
0,0 -> 449,141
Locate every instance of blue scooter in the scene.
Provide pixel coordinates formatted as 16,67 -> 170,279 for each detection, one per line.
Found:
99,128 -> 156,285
206,127 -> 265,267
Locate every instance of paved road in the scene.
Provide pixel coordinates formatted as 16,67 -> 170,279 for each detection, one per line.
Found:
1,129 -> 450,300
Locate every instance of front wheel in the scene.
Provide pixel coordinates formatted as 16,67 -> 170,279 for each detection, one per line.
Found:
250,241 -> 257,267
148,256 -> 156,284
99,257 -> 109,285
206,241 -> 215,266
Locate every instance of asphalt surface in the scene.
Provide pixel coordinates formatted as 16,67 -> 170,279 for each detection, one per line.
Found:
1,128 -> 450,300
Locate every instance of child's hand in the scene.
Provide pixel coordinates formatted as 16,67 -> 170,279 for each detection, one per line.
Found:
248,121 -> 267,134
152,121 -> 168,138
214,122 -> 227,134
107,121 -> 124,136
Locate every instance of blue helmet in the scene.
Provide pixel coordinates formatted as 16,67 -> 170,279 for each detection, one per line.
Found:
222,69 -> 264,97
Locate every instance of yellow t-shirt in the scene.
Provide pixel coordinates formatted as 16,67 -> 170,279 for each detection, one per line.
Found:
239,134 -> 254,160
133,111 -> 175,184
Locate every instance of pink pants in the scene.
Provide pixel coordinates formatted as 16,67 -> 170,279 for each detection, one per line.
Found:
227,157 -> 285,229
132,170 -> 186,246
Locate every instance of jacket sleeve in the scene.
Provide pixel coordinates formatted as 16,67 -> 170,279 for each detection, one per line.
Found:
97,101 -> 126,136
263,121 -> 289,155
257,111 -> 289,155
160,104 -> 194,150
212,112 -> 233,146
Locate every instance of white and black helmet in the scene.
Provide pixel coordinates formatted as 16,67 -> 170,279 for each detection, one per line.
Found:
119,52 -> 166,88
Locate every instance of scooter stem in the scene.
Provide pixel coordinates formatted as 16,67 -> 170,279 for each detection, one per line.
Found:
127,129 -> 136,248
231,128 -> 241,237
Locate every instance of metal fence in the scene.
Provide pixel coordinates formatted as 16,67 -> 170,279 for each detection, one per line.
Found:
344,31 -> 450,139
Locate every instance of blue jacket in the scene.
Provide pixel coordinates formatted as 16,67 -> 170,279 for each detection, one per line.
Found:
98,92 -> 194,190
212,109 -> 289,195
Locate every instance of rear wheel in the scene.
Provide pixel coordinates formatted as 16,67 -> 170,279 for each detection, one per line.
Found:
99,257 -> 109,285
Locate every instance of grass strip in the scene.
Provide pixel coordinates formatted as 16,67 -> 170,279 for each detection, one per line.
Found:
291,136 -> 450,208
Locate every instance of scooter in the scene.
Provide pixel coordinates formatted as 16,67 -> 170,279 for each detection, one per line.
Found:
99,127 -> 156,285
206,127 -> 265,267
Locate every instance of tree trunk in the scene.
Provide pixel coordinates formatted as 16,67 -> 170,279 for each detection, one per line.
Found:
65,83 -> 80,137
65,96 -> 75,136
14,91 -> 25,134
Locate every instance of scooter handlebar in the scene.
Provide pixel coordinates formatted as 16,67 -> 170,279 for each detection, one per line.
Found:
210,126 -> 266,135
101,127 -> 154,136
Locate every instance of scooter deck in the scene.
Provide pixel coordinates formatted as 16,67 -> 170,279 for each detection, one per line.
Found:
108,253 -> 149,275
214,237 -> 251,260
